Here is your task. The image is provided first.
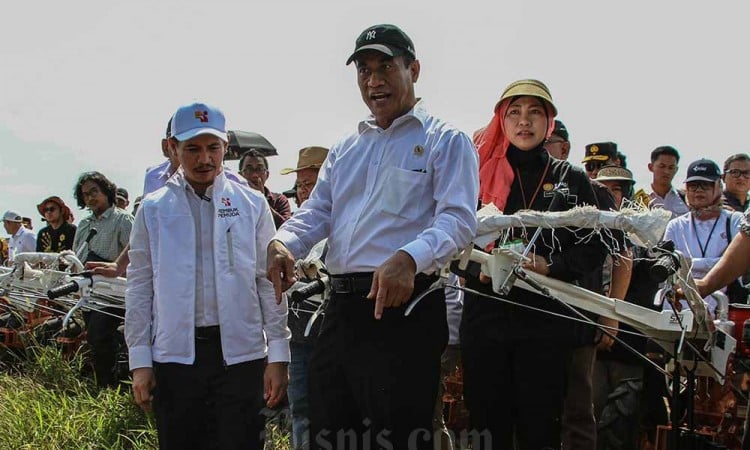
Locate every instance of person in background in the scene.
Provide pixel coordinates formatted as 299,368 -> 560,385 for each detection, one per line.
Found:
132,195 -> 143,216
72,171 -> 134,387
3,210 -> 36,264
36,196 -> 77,253
593,165 -> 667,449
543,119 -> 570,160
561,143 -> 626,450
22,217 -> 33,230
721,153 -> 750,212
634,145 -> 689,218
664,158 -> 743,313
116,187 -> 130,210
582,141 -> 617,179
279,145 -> 329,450
240,149 -> 292,229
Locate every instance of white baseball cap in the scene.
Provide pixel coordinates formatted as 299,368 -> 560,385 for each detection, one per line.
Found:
2,210 -> 22,222
171,102 -> 227,142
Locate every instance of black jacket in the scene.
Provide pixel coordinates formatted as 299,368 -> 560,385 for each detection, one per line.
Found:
461,145 -> 609,344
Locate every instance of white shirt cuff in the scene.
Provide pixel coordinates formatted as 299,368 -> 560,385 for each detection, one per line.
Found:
400,240 -> 434,274
128,345 -> 153,371
272,230 -> 305,260
267,339 -> 291,364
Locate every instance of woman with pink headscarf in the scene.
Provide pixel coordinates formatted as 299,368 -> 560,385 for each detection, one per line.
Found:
459,80 -> 607,450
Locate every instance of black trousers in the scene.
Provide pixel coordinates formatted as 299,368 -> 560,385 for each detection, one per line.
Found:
83,308 -> 122,387
152,337 -> 266,450
309,280 -> 448,450
461,290 -> 574,450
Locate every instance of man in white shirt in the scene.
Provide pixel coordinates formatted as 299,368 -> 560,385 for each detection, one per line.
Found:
127,102 -> 290,450
268,24 -> 479,450
636,145 -> 689,218
664,158 -> 743,314
3,210 -> 36,264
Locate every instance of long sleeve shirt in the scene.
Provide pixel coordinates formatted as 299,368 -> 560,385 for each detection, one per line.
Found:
274,100 -> 479,275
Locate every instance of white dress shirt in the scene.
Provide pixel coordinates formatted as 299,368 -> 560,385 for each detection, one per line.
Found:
650,187 -> 689,219
274,100 -> 479,274
185,184 -> 219,327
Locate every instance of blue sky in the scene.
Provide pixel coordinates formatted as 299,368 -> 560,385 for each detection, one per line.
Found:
2,0 -> 749,232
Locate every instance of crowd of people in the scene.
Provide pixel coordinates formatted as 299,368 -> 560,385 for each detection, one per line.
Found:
2,22 -> 750,450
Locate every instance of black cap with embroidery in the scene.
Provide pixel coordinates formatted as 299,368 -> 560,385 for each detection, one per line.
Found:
582,142 -> 617,163
346,24 -> 416,65
685,158 -> 721,183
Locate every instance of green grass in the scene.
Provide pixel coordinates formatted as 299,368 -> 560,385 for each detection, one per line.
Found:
0,344 -> 292,449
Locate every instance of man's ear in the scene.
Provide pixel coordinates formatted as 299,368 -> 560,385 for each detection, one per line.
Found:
561,142 -> 571,160
648,162 -> 654,173
410,59 -> 420,83
161,139 -> 170,158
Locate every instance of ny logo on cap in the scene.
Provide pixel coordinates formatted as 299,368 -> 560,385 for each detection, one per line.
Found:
366,30 -> 376,40
195,111 -> 208,123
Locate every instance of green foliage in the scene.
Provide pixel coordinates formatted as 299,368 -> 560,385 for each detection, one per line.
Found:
0,344 -> 292,449
0,345 -> 157,449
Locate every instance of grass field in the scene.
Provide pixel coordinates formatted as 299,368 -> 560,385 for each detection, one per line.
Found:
0,345 -> 291,449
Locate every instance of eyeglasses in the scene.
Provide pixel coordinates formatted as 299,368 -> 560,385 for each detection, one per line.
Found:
686,181 -> 715,192
81,187 -> 101,199
725,169 -> 750,179
545,138 -> 566,145
585,161 -> 605,172
43,207 -> 58,213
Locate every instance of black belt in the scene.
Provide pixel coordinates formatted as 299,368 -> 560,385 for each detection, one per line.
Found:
329,272 -> 438,295
195,326 -> 220,341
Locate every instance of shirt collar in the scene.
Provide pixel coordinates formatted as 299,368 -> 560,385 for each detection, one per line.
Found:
185,180 -> 215,199
13,226 -> 26,238
357,98 -> 427,134
90,206 -> 115,221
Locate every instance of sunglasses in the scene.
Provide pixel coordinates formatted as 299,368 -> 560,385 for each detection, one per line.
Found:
43,207 -> 59,213
585,161 -> 605,172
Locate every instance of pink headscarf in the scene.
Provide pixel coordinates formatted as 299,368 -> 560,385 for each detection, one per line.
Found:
475,98 -> 556,211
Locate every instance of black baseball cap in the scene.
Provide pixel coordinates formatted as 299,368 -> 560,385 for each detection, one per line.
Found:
346,24 -> 416,65
685,158 -> 721,183
552,120 -> 568,141
582,142 -> 617,163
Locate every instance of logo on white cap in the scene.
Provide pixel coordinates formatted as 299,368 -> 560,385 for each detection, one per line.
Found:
194,111 -> 208,123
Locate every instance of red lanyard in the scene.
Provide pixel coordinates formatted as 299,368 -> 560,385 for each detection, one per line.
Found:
514,158 -> 551,209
